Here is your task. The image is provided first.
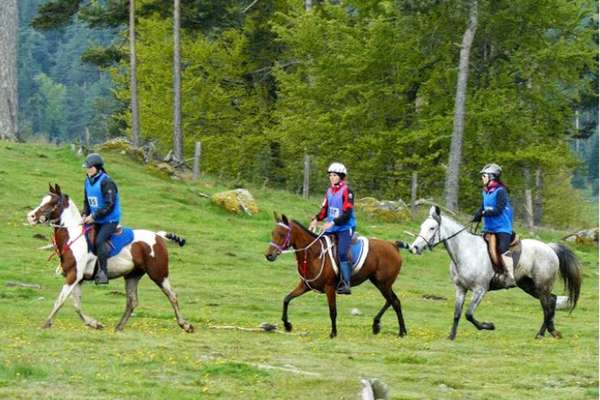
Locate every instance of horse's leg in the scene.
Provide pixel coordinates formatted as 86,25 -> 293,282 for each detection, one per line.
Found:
72,282 -> 104,329
282,280 -> 309,332
516,277 -> 548,338
539,291 -> 561,339
371,279 -> 407,337
154,277 -> 194,333
546,294 -> 561,338
465,287 -> 495,331
449,286 -> 467,340
372,301 -> 390,335
42,282 -> 79,328
325,284 -> 337,338
115,275 -> 142,332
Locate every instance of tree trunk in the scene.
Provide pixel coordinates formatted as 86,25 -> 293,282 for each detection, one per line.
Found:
172,0 -> 183,163
444,0 -> 478,212
534,167 -> 544,225
129,0 -> 140,147
0,0 -> 18,141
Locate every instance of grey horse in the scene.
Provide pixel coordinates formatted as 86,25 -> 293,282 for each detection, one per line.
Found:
408,206 -> 581,340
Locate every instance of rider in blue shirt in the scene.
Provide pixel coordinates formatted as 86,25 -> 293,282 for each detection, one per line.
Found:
309,162 -> 356,295
471,163 -> 515,284
82,153 -> 121,285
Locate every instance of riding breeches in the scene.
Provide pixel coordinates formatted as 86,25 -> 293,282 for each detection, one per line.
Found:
95,222 -> 118,262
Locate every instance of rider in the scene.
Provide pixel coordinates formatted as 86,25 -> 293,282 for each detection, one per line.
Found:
309,162 -> 356,295
471,163 -> 515,285
82,153 -> 121,285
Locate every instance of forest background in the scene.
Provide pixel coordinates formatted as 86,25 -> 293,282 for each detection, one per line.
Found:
12,0 -> 600,228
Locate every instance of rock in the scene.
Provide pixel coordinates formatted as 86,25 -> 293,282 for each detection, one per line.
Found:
212,189 -> 259,215
351,308 -> 362,316
563,228 -> 598,245
356,197 -> 410,222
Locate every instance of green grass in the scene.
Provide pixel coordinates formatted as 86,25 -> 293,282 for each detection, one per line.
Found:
0,142 -> 597,399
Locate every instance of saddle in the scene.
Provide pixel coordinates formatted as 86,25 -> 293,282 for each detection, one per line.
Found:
483,232 -> 521,273
324,235 -> 370,277
85,224 -> 134,257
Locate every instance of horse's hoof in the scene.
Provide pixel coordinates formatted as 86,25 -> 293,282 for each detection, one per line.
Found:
481,322 -> 495,330
447,334 -> 456,341
329,332 -> 337,339
183,323 -> 194,333
284,322 -> 293,332
399,329 -> 407,337
91,322 -> 104,330
41,321 -> 52,329
372,324 -> 381,335
550,330 -> 562,339
535,333 -> 545,339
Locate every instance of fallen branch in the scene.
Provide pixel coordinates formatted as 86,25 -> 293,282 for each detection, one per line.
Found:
414,199 -> 457,216
6,281 -> 41,289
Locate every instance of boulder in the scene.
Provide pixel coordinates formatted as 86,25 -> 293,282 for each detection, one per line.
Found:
212,189 -> 259,215
563,228 -> 599,245
356,197 -> 410,222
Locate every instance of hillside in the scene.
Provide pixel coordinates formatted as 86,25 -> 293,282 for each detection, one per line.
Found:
0,142 -> 597,399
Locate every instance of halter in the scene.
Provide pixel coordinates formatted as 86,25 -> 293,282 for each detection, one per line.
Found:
270,223 -> 293,252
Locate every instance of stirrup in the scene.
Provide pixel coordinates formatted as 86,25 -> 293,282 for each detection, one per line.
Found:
336,281 -> 351,295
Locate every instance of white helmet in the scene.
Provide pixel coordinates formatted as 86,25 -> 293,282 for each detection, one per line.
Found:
480,163 -> 502,178
327,162 -> 347,176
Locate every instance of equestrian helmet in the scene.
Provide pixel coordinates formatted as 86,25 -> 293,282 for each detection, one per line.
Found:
480,163 -> 502,178
327,162 -> 347,177
83,153 -> 104,168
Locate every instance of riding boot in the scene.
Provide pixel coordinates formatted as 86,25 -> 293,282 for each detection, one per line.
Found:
95,257 -> 109,285
501,252 -> 516,288
337,261 -> 352,295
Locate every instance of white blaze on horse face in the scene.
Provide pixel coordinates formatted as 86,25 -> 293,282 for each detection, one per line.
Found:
27,195 -> 52,225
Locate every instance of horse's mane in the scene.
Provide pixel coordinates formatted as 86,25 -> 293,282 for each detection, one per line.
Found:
291,219 -> 318,238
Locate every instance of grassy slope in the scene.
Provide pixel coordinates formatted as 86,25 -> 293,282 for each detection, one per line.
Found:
0,142 -> 597,400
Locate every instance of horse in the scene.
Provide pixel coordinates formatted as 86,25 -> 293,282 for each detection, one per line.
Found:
265,213 -> 408,338
408,206 -> 581,340
26,183 -> 194,333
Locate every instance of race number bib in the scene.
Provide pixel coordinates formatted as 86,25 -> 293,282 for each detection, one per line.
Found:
88,197 -> 99,207
328,207 -> 340,218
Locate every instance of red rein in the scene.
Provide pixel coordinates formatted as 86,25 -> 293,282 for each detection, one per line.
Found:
48,225 -> 92,261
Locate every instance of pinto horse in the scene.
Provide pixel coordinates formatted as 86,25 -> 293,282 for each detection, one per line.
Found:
265,213 -> 408,338
27,184 -> 194,333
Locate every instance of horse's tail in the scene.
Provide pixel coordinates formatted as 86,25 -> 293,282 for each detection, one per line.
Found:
157,231 -> 186,247
550,243 -> 581,313
394,240 -> 410,250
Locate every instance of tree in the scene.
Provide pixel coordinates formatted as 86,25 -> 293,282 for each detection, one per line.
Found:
0,0 -> 19,140
172,0 -> 182,163
444,0 -> 478,212
129,0 -> 140,147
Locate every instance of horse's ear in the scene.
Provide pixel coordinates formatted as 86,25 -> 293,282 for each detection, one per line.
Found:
54,184 -> 62,195
49,183 -> 55,193
281,214 -> 289,226
430,205 -> 441,222
435,205 -> 440,216
273,211 -> 280,222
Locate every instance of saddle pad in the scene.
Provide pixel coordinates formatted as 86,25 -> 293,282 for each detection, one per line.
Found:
326,236 -> 370,276
107,227 -> 134,257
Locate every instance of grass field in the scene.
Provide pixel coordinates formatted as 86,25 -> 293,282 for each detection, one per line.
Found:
0,142 -> 597,399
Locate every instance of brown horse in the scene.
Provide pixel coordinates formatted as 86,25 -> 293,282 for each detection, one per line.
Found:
27,184 -> 194,333
265,213 -> 408,338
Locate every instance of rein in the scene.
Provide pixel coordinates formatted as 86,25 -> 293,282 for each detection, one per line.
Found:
270,223 -> 333,288
48,224 -> 92,261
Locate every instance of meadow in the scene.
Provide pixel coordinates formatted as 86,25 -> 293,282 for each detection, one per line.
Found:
0,142 -> 597,399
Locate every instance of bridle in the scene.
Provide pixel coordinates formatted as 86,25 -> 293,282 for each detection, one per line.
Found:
40,193 -> 66,226
418,217 -> 470,251
269,222 -> 332,288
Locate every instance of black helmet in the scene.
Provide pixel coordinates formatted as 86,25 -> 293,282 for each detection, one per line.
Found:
83,153 -> 104,168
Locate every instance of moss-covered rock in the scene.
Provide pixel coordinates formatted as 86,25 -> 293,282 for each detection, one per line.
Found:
356,197 -> 410,222
212,189 -> 259,215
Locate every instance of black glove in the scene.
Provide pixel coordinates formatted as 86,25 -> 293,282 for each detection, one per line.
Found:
471,210 -> 483,223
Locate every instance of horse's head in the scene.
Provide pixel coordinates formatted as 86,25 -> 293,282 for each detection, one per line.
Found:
27,184 -> 68,225
410,206 -> 442,255
265,212 -> 292,262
